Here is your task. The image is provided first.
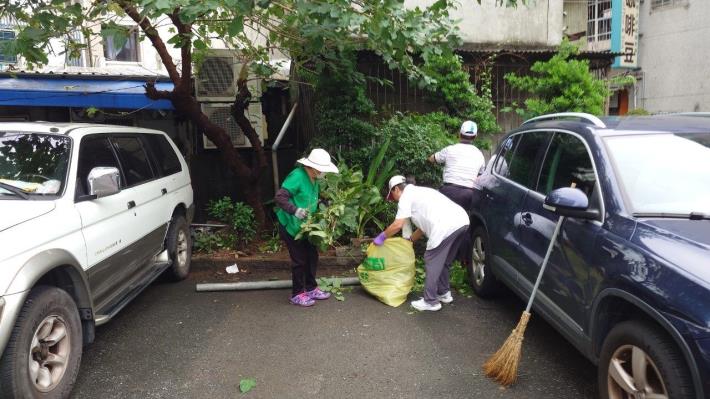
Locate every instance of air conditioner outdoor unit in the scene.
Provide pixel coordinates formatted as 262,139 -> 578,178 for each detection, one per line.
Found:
195,49 -> 261,102
201,102 -> 265,149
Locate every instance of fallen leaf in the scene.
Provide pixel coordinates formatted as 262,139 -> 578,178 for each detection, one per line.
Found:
239,378 -> 256,393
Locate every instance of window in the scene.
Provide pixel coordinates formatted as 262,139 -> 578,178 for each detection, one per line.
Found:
143,134 -> 182,177
65,31 -> 85,67
112,136 -> 154,186
103,28 -> 139,62
0,30 -> 17,63
506,131 -> 550,189
77,136 -> 121,196
493,135 -> 519,178
651,0 -> 687,9
537,133 -> 597,199
587,0 -> 612,43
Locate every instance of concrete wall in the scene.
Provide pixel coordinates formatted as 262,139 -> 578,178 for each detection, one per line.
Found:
638,0 -> 710,112
405,0 -> 564,46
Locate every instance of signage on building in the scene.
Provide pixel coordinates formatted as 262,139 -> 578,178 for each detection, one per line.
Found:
612,0 -> 640,68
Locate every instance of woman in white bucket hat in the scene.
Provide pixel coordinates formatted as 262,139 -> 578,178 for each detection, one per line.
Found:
274,148 -> 339,307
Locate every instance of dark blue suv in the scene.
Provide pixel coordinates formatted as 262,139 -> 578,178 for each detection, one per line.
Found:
469,113 -> 710,399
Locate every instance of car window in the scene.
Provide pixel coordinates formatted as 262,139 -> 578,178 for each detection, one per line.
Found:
537,132 -> 596,198
77,136 -> 122,196
492,135 -> 518,177
143,134 -> 182,177
506,131 -> 550,189
111,136 -> 154,187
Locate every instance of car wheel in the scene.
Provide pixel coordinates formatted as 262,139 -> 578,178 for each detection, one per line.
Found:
599,320 -> 694,399
467,226 -> 499,298
0,286 -> 82,399
165,215 -> 191,281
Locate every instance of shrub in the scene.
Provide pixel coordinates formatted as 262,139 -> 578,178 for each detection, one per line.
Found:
378,112 -> 457,187
504,38 -> 610,119
202,197 -> 257,250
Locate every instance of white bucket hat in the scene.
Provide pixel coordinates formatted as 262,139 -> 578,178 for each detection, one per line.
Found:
297,148 -> 339,174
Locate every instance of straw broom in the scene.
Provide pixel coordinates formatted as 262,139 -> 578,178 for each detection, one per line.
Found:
483,211 -> 567,386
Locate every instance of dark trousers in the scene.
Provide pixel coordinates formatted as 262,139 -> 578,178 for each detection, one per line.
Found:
439,184 -> 475,266
423,226 -> 469,304
279,224 -> 319,296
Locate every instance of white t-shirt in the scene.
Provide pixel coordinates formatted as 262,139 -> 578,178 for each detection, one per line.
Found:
395,185 -> 469,250
434,143 -> 486,189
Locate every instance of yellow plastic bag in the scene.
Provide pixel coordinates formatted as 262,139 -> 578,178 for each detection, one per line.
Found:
357,237 -> 415,307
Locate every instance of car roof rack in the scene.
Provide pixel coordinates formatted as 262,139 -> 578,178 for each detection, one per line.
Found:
522,112 -> 607,128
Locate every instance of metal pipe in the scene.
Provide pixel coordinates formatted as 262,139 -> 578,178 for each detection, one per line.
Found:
196,276 -> 360,292
271,102 -> 298,194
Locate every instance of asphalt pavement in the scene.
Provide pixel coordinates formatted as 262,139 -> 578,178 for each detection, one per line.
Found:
70,274 -> 597,398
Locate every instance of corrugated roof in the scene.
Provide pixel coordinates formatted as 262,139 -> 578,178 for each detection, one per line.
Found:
457,43 -> 621,57
3,65 -> 172,80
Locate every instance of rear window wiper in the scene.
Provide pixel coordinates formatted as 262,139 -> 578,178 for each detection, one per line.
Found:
0,182 -> 30,199
633,212 -> 710,220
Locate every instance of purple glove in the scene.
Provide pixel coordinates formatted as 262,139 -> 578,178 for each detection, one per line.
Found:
373,232 -> 387,246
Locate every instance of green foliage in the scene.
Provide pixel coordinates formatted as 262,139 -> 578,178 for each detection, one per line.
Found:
421,53 -> 500,142
193,231 -> 221,253
317,277 -> 348,301
296,162 -> 387,250
449,261 -> 473,297
258,229 -> 282,254
505,38 -> 610,119
411,259 -> 472,297
379,112 -> 457,187
412,258 -> 426,293
198,197 -> 257,250
239,378 -> 256,394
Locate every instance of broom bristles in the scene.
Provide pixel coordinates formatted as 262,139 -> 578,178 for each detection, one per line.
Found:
483,311 -> 531,386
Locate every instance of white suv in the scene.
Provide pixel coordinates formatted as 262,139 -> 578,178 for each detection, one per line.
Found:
0,122 -> 194,398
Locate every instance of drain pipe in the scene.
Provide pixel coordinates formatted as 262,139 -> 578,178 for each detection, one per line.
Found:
195,277 -> 360,292
271,102 -> 298,194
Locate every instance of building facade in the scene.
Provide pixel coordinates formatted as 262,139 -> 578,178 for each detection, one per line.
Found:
637,0 -> 709,113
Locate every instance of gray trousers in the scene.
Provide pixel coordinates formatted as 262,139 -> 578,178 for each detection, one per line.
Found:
423,225 -> 469,304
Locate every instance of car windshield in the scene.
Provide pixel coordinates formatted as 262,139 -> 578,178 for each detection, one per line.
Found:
0,132 -> 71,197
605,132 -> 710,215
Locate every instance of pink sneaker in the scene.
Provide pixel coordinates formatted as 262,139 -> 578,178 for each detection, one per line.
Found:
306,287 -> 331,300
290,292 -> 315,307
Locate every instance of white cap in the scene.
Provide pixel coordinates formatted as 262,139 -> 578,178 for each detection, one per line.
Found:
460,120 -> 478,137
386,175 -> 406,200
297,148 -> 339,173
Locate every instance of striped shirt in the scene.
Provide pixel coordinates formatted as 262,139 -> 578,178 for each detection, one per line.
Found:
434,143 -> 486,189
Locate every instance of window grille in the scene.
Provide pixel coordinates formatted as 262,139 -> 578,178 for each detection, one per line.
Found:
651,0 -> 686,9
587,0 -> 612,43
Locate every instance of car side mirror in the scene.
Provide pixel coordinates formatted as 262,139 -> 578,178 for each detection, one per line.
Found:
543,187 -> 599,220
88,167 -> 120,198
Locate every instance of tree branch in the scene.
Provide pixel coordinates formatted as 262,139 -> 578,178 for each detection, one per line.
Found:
115,0 -> 181,84
168,9 -> 192,87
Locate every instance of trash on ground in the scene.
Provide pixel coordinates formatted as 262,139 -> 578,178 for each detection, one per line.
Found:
225,264 -> 240,274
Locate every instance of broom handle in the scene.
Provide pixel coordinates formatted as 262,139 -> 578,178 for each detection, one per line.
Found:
524,215 -> 565,313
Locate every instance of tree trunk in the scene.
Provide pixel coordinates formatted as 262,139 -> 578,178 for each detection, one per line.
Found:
146,82 -> 269,231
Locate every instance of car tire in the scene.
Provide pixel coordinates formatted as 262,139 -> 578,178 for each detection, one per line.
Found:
467,226 -> 500,298
0,286 -> 82,399
598,320 -> 694,399
165,215 -> 191,281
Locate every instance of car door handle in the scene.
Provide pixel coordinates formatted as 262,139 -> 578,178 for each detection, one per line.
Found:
522,212 -> 533,226
161,188 -> 167,195
127,200 -> 136,209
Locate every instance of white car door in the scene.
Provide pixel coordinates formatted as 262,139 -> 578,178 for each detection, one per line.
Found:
74,135 -> 141,312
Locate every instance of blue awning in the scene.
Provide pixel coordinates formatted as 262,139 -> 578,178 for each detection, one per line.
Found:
0,77 -> 175,110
